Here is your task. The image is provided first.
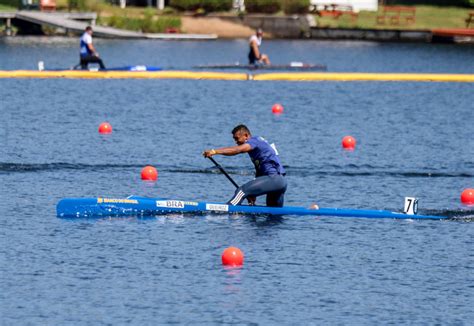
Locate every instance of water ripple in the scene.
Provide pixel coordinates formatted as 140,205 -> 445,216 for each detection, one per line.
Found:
1,162 -> 472,178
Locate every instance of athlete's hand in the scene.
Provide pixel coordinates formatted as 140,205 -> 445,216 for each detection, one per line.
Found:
247,196 -> 256,206
309,203 -> 319,210
202,149 -> 216,158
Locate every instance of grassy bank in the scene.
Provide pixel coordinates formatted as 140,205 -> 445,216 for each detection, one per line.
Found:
315,6 -> 472,30
0,0 -> 17,11
0,5 -> 14,10
95,5 -> 473,32
92,4 -> 474,32
1,2 -> 472,32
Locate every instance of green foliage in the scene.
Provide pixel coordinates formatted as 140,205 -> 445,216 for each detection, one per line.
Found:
282,0 -> 310,14
169,0 -> 200,11
153,16 -> 182,32
0,0 -> 19,10
141,8 -> 155,31
203,0 -> 233,11
169,0 -> 233,12
162,6 -> 178,15
64,0 -> 106,11
245,0 -> 281,14
104,14 -> 181,33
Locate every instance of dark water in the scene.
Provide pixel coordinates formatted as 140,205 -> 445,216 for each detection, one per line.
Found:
1,38 -> 473,325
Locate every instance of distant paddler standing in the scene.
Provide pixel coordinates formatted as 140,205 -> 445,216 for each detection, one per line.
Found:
79,26 -> 106,70
248,28 -> 270,66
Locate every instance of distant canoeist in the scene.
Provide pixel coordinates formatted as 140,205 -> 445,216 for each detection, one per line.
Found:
248,28 -> 270,65
79,26 -> 106,70
203,124 -> 286,207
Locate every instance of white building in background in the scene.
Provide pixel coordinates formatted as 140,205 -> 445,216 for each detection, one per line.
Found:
310,0 -> 378,12
233,0 -> 245,11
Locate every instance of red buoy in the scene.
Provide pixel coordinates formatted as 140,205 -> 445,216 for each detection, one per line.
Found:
272,103 -> 284,115
342,135 -> 356,150
461,188 -> 474,205
98,122 -> 112,134
141,165 -> 158,181
222,247 -> 244,267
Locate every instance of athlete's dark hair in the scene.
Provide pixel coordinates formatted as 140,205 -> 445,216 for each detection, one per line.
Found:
232,124 -> 251,135
85,26 -> 93,31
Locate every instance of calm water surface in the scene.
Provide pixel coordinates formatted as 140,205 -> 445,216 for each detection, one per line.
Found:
1,38 -> 473,325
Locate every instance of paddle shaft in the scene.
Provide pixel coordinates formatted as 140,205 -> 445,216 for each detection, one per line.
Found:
208,157 -> 239,189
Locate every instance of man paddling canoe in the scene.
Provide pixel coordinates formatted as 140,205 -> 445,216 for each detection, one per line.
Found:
248,28 -> 270,65
203,125 -> 286,207
79,26 -> 106,70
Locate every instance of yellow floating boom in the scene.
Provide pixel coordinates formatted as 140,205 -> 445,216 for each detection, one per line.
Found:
0,70 -> 473,82
0,70 -> 248,80
252,72 -> 474,83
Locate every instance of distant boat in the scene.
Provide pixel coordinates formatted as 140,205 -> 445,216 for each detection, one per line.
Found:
79,65 -> 163,72
105,65 -> 163,71
39,62 -> 163,72
194,62 -> 327,71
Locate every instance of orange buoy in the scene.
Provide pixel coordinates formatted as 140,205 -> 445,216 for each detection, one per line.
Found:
460,188 -> 474,205
98,122 -> 112,134
272,103 -> 284,115
141,165 -> 158,181
222,247 -> 244,267
342,135 -> 356,150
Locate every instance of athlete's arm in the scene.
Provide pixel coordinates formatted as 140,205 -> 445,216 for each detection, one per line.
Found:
203,143 -> 251,157
87,43 -> 99,57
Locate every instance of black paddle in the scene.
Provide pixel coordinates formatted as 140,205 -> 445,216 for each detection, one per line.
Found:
207,157 -> 239,189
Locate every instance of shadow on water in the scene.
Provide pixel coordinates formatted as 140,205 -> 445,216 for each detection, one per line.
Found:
246,214 -> 285,227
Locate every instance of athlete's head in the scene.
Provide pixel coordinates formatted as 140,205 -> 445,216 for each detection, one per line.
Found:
85,26 -> 93,34
232,124 -> 252,145
256,28 -> 263,36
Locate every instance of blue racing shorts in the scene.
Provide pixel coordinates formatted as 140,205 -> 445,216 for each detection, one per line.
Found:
227,174 -> 287,207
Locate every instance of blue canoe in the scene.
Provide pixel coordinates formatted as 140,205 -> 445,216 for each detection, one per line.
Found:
105,65 -> 162,71
56,196 -> 448,220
